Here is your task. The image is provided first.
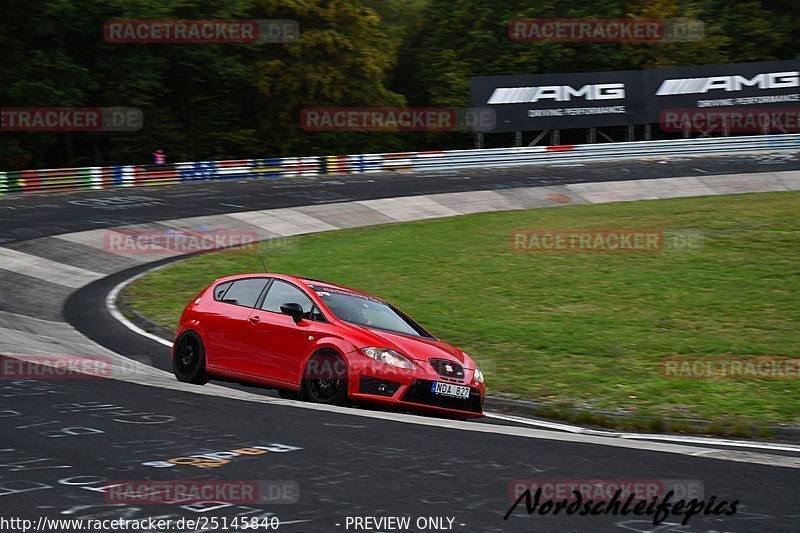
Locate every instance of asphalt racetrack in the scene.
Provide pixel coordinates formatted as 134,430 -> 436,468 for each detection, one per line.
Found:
2,154 -> 799,532
1,153 -> 797,243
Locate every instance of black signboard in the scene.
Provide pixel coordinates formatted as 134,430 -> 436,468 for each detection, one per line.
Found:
470,69 -> 645,132
470,60 -> 799,133
645,60 -> 800,123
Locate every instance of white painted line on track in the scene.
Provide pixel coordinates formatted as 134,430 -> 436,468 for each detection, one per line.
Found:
617,433 -> 800,453
485,412 -> 587,434
106,267 -> 174,349
486,413 -> 800,453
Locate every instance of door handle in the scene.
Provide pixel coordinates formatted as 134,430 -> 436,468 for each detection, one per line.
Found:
249,315 -> 261,324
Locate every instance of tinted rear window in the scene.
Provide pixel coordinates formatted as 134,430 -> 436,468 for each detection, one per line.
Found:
220,278 -> 268,308
213,281 -> 233,301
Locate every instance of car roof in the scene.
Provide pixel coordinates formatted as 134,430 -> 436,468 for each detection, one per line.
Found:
214,272 -> 379,300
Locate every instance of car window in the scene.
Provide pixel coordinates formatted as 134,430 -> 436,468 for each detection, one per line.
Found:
330,297 -> 418,336
309,305 -> 326,322
261,280 -> 314,315
220,278 -> 268,308
310,285 -> 433,338
213,281 -> 233,301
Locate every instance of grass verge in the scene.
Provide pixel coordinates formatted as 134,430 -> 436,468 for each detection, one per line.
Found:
125,191 -> 800,427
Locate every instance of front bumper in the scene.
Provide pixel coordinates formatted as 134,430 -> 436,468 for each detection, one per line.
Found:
399,379 -> 483,414
347,363 -> 485,417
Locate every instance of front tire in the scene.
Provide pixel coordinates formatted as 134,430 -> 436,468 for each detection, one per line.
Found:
173,331 -> 209,385
302,351 -> 349,405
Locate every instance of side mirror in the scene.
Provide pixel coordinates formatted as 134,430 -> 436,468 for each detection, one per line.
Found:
280,303 -> 305,324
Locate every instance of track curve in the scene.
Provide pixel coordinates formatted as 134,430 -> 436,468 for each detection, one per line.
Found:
2,156 -> 799,532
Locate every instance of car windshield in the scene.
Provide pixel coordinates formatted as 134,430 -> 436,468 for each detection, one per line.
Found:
309,285 -> 432,338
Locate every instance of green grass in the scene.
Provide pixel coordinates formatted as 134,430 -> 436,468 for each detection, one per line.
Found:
125,191 -> 800,425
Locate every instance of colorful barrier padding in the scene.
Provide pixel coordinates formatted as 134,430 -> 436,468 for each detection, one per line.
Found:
0,156 -> 323,193
2,134 -> 798,194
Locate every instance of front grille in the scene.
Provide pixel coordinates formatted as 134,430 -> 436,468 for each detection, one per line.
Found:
359,376 -> 401,397
429,358 -> 465,380
400,380 -> 482,413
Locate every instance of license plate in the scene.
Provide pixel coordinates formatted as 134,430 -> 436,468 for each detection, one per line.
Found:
431,381 -> 470,399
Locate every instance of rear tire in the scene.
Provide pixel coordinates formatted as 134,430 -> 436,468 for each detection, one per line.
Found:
173,331 -> 209,385
302,351 -> 350,406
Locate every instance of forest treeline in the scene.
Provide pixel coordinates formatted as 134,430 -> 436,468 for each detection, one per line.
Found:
1,0 -> 797,169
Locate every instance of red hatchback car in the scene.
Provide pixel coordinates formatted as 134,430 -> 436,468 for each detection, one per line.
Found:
172,273 -> 485,418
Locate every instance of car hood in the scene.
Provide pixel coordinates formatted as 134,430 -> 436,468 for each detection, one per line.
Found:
342,323 -> 471,367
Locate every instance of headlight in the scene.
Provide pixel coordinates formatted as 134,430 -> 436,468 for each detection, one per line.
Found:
360,347 -> 415,370
473,365 -> 484,383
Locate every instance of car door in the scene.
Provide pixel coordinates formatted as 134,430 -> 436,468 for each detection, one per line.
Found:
204,277 -> 269,371
241,279 -> 315,384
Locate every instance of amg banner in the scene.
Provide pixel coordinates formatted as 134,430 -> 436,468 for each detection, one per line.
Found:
647,60 -> 799,132
470,60 -> 799,133
470,69 -> 646,131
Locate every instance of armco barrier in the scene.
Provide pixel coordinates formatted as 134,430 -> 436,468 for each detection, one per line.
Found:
386,134 -> 800,171
1,134 -> 798,195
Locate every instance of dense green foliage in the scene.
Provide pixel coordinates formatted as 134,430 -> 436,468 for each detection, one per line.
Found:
1,0 -> 797,169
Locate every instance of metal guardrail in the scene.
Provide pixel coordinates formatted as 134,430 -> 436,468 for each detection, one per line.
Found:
381,134 -> 800,171
1,134 -> 797,194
